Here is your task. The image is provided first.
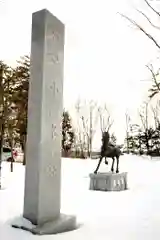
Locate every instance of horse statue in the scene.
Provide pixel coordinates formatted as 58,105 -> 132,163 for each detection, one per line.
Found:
94,131 -> 121,174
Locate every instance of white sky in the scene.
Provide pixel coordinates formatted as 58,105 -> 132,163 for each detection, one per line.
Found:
0,0 -> 160,148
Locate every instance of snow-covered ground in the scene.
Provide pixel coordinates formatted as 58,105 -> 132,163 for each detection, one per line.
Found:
0,154 -> 160,239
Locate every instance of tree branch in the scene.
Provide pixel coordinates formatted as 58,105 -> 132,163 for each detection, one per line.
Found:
144,0 -> 160,18
119,13 -> 160,49
146,64 -> 160,96
136,9 -> 160,30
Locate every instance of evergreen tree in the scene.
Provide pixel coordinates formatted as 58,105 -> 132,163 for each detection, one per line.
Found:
11,55 -> 29,165
110,133 -> 117,145
62,111 -> 75,155
0,62 -> 14,163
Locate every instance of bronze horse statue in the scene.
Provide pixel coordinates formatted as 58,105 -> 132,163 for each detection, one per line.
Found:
94,131 -> 121,174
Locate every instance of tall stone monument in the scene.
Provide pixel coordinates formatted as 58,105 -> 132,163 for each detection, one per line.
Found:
12,9 -> 76,235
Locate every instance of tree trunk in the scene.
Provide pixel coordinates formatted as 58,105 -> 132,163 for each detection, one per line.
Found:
139,135 -> 142,154
126,133 -> 129,154
10,159 -> 13,172
89,109 -> 93,158
10,135 -> 14,172
145,133 -> 150,154
20,134 -> 26,165
22,141 -> 26,165
0,122 -> 4,188
0,67 -> 3,188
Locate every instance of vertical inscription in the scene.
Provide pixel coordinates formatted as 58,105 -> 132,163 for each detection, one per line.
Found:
51,123 -> 57,139
46,165 -> 57,177
51,31 -> 60,41
46,30 -> 60,64
49,80 -> 59,97
50,81 -> 56,92
47,53 -> 59,64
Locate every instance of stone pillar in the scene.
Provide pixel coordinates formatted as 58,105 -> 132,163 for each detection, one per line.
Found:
20,9 -> 76,235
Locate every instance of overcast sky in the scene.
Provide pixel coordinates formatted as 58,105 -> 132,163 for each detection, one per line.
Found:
0,0 -> 160,147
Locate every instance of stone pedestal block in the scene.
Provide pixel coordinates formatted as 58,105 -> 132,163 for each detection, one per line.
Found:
89,172 -> 128,191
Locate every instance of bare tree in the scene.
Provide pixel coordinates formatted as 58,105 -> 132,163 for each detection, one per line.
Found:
138,101 -> 151,153
146,64 -> 160,98
139,101 -> 149,130
119,0 -> 160,50
125,111 -> 131,153
80,100 -> 99,158
74,99 -> 86,158
150,102 -> 160,151
151,102 -> 160,129
74,100 -> 114,158
98,104 -> 114,134
119,0 -> 160,98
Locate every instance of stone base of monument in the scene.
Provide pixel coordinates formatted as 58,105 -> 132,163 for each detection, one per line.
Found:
11,214 -> 77,235
89,172 -> 128,191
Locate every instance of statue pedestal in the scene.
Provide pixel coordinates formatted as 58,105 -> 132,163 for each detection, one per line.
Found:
89,172 -> 128,191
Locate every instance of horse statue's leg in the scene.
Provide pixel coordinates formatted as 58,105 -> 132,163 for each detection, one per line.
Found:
94,156 -> 103,174
116,156 -> 119,173
111,157 -> 115,173
105,157 -> 108,165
